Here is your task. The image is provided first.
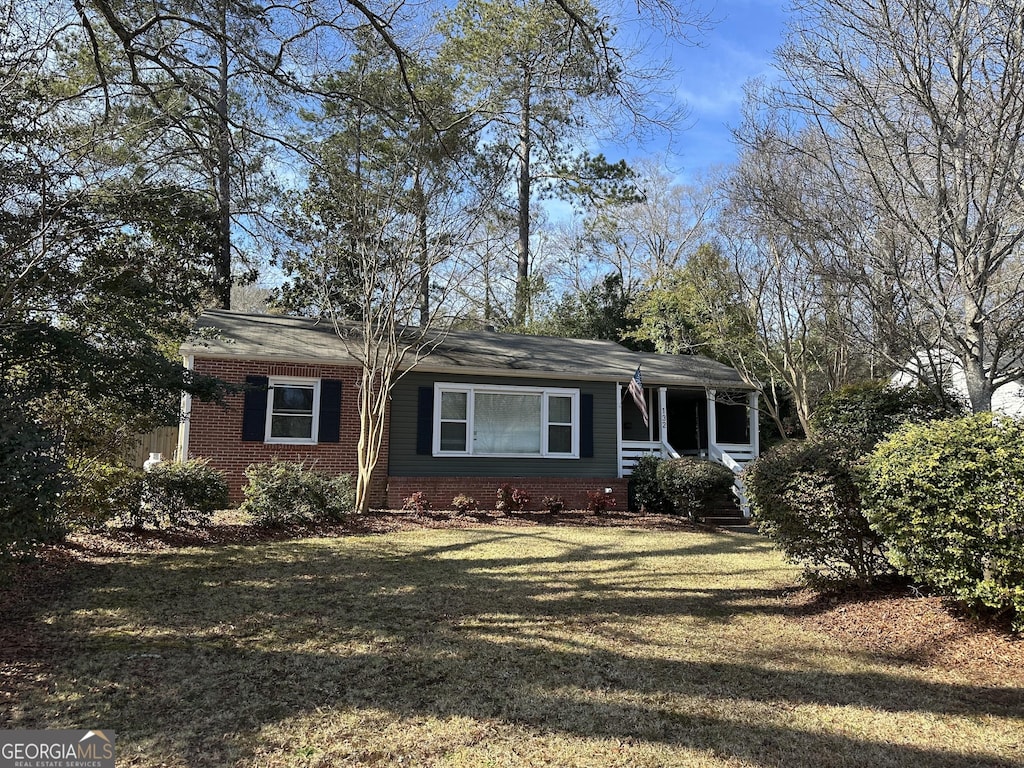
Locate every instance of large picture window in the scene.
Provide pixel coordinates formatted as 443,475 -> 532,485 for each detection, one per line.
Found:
265,377 -> 320,444
433,384 -> 579,458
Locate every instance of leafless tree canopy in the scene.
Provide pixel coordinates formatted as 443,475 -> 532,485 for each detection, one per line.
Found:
744,0 -> 1024,412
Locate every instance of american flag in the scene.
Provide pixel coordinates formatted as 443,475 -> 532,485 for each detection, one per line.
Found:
628,367 -> 648,427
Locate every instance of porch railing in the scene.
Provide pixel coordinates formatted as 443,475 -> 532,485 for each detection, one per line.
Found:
620,439 -> 756,520
620,440 -> 680,476
709,442 -> 754,518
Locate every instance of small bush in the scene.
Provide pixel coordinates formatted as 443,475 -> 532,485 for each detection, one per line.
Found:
403,491 -> 431,513
144,459 -> 229,527
811,381 -> 962,455
864,414 -> 1024,630
64,463 -> 146,530
241,461 -> 355,527
541,495 -> 565,513
586,489 -> 616,513
451,494 -> 477,513
629,454 -> 670,513
496,484 -> 529,512
656,457 -> 735,519
746,440 -> 890,586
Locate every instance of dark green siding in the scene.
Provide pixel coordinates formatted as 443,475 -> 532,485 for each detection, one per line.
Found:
388,372 -> 619,478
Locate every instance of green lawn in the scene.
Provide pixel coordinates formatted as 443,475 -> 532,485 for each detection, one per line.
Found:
6,526 -> 1023,767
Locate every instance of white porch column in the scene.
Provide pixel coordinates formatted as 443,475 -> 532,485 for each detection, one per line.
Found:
749,390 -> 760,458
658,387 -> 668,446
706,388 -> 717,457
616,383 -> 624,478
177,354 -> 194,462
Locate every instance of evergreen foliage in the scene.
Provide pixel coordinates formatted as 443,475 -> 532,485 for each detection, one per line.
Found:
746,440 -> 890,586
656,457 -> 735,519
865,414 -> 1024,630
241,462 -> 356,526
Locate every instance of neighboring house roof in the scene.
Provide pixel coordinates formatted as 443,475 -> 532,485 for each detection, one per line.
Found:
183,310 -> 751,390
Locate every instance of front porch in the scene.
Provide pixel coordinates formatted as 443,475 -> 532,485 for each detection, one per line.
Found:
617,385 -> 760,516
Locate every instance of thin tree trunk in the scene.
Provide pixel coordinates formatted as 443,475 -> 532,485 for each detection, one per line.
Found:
414,167 -> 430,327
513,72 -> 532,328
214,0 -> 232,309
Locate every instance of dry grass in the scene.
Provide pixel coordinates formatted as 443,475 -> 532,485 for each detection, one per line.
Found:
2,524 -> 1022,767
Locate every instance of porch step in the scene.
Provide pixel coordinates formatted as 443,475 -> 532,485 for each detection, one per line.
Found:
700,514 -> 753,529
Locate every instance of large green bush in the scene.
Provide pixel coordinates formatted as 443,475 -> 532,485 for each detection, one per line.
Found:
240,461 -> 355,526
63,462 -> 146,530
864,414 -> 1024,630
629,454 -> 670,513
746,440 -> 890,585
0,398 -> 66,556
811,381 -> 961,454
144,459 -> 229,527
656,457 -> 735,519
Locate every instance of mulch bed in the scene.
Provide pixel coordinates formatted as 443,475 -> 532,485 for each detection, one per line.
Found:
786,586 -> 1024,683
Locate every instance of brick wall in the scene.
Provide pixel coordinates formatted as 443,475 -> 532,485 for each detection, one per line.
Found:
386,476 -> 628,512
187,358 -> 388,504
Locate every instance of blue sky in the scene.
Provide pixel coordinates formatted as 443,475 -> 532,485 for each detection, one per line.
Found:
618,0 -> 789,179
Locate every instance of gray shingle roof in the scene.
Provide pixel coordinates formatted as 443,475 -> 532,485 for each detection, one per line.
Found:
183,310 -> 751,390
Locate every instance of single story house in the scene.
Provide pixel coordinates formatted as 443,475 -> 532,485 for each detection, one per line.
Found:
178,310 -> 760,511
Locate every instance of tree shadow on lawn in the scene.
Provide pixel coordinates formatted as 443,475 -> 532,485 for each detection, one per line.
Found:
8,529 -> 1024,767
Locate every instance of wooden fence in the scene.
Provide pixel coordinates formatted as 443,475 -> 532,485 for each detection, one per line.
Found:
126,426 -> 180,467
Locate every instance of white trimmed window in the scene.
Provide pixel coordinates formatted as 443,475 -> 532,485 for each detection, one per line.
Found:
265,377 -> 321,444
433,383 -> 579,458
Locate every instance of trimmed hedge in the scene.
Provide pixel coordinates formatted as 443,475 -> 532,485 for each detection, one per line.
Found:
746,440 -> 890,585
864,414 -> 1024,630
629,454 -> 670,513
656,457 -> 735,519
143,459 -> 229,527
241,461 -> 355,526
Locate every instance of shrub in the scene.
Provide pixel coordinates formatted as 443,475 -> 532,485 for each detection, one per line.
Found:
656,457 -> 735,519
629,454 -> 670,513
586,489 -> 616,513
746,440 -> 890,586
864,414 -> 1024,630
64,463 -> 146,530
403,491 -> 431,513
541,495 -> 565,513
144,459 -> 229,527
241,461 -> 355,527
811,381 -> 962,456
495,484 -> 529,512
451,494 -> 477,513
0,399 -> 66,555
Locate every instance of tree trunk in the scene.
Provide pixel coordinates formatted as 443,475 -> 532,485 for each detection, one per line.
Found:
214,0 -> 232,309
513,72 -> 532,328
414,167 -> 430,327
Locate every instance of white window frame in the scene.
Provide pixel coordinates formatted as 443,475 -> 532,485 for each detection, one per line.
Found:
432,383 -> 580,458
265,376 -> 321,445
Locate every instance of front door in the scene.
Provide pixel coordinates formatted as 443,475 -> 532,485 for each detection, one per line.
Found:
665,390 -> 707,454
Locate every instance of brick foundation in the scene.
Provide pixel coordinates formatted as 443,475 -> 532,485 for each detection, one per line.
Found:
386,476 -> 628,512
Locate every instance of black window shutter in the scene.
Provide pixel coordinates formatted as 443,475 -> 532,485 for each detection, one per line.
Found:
242,375 -> 269,441
318,379 -> 342,443
581,393 -> 594,458
416,386 -> 434,455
